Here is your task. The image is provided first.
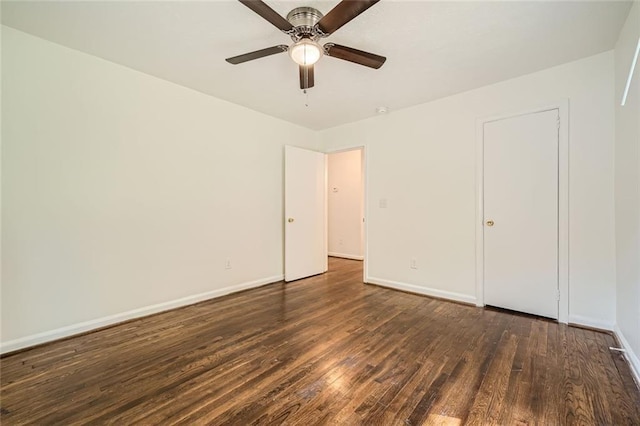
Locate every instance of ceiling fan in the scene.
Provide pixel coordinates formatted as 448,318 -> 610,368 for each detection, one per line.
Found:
225,0 -> 386,90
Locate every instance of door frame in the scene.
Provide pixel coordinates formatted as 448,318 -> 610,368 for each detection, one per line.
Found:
324,145 -> 368,283
475,100 -> 569,323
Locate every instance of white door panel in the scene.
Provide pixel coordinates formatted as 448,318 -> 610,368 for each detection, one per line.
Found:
284,145 -> 327,282
484,109 -> 559,319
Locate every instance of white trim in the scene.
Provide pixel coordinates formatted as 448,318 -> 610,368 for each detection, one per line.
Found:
366,277 -> 477,305
621,36 -> 640,106
568,315 -> 614,331
324,153 -> 329,273
364,146 -> 369,283
614,324 -> 640,388
0,275 -> 283,354
475,117 -> 485,307
558,101 -> 569,324
475,100 -> 570,323
328,252 -> 364,261
324,145 -> 368,283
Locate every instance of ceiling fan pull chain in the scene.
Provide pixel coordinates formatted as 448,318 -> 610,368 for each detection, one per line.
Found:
304,89 -> 309,107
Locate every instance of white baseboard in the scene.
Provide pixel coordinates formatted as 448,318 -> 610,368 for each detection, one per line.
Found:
0,275 -> 283,354
568,314 -> 615,331
365,276 -> 477,305
328,252 -> 364,261
614,324 -> 640,388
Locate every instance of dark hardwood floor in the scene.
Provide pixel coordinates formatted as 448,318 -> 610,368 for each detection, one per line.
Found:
2,257 -> 639,425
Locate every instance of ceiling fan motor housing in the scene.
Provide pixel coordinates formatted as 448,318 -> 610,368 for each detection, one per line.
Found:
286,7 -> 324,40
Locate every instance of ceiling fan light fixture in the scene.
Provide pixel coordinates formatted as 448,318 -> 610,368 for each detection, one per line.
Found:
289,39 -> 323,66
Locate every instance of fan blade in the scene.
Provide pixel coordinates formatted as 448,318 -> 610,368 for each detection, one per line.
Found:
226,45 -> 287,64
299,65 -> 315,89
316,0 -> 379,35
238,0 -> 294,32
324,43 -> 386,69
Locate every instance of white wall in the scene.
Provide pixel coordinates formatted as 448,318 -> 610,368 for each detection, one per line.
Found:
327,149 -> 363,260
320,51 -> 617,328
614,1 -> 640,380
1,26 -> 319,352
1,22 -> 626,353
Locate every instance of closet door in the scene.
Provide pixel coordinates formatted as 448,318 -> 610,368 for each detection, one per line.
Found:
483,109 -> 559,319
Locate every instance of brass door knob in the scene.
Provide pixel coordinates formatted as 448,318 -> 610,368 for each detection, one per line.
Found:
288,218 -> 295,223
486,220 -> 494,227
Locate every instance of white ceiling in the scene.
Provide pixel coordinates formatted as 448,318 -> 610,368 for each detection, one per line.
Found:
1,0 -> 632,130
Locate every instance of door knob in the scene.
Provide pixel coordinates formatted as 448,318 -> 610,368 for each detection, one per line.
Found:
288,218 -> 295,223
486,220 -> 494,227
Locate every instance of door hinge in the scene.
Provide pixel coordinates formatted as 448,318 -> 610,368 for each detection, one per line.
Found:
556,118 -> 560,129
556,290 -> 561,301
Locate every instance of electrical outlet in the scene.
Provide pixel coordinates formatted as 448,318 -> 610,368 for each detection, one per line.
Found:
225,258 -> 232,269
410,258 -> 417,269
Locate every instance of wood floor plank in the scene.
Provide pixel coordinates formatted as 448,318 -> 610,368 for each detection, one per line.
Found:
465,329 -> 519,426
1,258 -> 638,425
415,308 -> 506,424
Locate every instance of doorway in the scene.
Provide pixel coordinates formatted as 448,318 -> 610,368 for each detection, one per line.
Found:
284,145 -> 367,282
327,148 -> 364,269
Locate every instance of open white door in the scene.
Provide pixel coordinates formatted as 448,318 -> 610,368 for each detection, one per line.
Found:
285,145 -> 327,282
